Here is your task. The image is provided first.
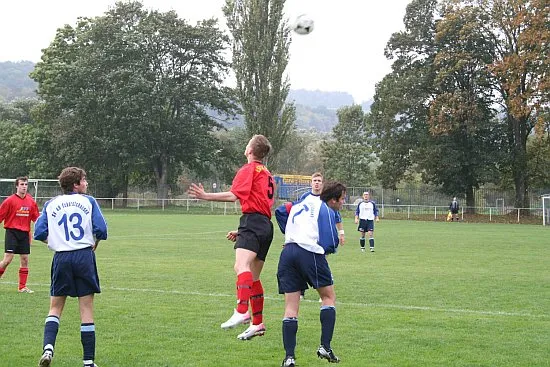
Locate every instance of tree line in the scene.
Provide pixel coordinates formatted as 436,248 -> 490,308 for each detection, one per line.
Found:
0,0 -> 548,208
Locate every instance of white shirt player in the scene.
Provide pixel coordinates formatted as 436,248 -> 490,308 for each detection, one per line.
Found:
356,201 -> 378,220
34,193 -> 108,252
284,193 -> 339,255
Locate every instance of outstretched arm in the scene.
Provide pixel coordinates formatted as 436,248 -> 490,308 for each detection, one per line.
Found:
188,183 -> 238,202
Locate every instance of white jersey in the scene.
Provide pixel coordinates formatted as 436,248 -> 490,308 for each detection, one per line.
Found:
356,200 -> 378,220
34,193 -> 108,252
284,193 -> 339,255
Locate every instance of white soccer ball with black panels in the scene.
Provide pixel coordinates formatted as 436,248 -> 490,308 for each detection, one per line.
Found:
292,14 -> 314,35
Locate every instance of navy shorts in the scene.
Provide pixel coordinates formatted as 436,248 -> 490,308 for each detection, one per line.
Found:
50,247 -> 101,297
277,243 -> 334,294
235,213 -> 274,261
358,219 -> 375,232
4,228 -> 31,254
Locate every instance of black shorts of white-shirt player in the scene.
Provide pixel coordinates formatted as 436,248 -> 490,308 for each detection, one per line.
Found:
358,218 -> 375,232
235,212 -> 274,261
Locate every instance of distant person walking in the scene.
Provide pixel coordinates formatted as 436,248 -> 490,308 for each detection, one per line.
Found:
0,176 -> 40,293
449,197 -> 460,222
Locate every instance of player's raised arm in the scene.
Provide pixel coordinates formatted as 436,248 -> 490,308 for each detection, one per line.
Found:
188,183 -> 238,202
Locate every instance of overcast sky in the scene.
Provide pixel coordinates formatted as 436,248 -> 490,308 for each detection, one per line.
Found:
0,0 -> 411,103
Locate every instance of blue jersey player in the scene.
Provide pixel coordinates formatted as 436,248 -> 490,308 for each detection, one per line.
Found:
34,167 -> 108,367
276,181 -> 346,367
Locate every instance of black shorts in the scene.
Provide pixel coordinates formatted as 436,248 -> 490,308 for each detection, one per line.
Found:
450,209 -> 459,214
4,228 -> 31,254
235,213 -> 274,261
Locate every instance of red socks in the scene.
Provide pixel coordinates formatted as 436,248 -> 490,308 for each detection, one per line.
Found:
250,280 -> 264,325
236,271 -> 253,314
19,267 -> 29,290
0,267 -> 5,278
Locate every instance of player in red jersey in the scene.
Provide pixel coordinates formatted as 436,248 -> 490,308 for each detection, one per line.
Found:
188,134 -> 275,340
0,176 -> 40,293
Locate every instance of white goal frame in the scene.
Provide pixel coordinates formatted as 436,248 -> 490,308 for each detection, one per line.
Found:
543,194 -> 550,226
0,178 -> 58,199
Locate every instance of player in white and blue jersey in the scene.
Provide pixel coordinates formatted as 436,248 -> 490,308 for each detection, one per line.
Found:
354,191 -> 379,252
34,167 -> 108,367
294,173 -> 345,301
299,172 -> 345,245
276,181 -> 346,366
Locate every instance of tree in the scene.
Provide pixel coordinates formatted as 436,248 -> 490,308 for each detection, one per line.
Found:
420,2 -> 505,209
466,0 -> 550,208
528,112 -> 550,189
223,0 -> 296,169
370,0 -> 439,189
31,1 -> 237,199
321,105 -> 375,186
0,100 -> 56,178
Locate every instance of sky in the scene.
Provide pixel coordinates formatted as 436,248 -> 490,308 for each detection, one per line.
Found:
0,0 -> 411,103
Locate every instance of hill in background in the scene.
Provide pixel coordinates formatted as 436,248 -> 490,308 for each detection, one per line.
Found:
0,61 -> 37,101
0,61 -> 372,132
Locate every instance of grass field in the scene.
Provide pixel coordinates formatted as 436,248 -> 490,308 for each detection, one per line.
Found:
1,214 -> 549,367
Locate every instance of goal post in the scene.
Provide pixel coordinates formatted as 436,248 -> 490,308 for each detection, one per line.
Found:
0,178 -> 60,201
543,194 -> 550,226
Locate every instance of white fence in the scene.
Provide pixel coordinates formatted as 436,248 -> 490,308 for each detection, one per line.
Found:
1,196 -> 546,225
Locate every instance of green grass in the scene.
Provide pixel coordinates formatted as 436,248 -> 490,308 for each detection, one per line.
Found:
1,215 -> 549,366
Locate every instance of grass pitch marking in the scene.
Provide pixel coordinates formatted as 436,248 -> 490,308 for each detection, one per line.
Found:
3,282 -> 546,319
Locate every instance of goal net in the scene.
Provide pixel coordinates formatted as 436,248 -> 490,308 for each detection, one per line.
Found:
0,178 -> 60,205
543,195 -> 550,226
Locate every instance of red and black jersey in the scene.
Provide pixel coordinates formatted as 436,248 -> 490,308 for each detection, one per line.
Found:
230,161 -> 275,218
0,194 -> 39,231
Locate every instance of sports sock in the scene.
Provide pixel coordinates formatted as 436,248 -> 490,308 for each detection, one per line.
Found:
250,280 -> 264,325
369,238 -> 375,249
360,238 -> 365,248
43,315 -> 60,354
282,317 -> 298,357
81,323 -> 96,363
320,306 -> 336,349
18,267 -> 29,289
0,267 -> 5,278
236,271 -> 253,314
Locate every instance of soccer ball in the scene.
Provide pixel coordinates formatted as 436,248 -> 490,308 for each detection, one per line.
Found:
292,14 -> 314,35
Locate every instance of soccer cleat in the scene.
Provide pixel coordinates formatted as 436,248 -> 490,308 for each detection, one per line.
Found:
370,247 -> 375,252
361,247 -> 365,252
281,356 -> 296,367
237,322 -> 266,340
317,345 -> 340,363
38,351 -> 52,367
221,309 -> 251,329
19,287 -> 34,293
